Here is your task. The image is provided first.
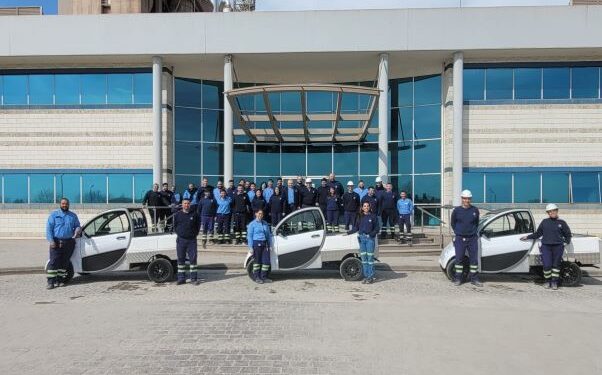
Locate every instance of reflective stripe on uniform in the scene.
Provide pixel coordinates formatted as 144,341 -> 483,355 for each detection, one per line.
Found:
261,265 -> 270,270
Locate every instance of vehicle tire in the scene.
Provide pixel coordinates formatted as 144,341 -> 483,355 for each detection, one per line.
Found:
147,258 -> 173,283
340,257 -> 363,281
559,262 -> 581,287
445,257 -> 469,281
246,258 -> 270,280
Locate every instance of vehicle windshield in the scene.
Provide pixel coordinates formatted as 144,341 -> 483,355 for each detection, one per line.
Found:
478,212 -> 496,227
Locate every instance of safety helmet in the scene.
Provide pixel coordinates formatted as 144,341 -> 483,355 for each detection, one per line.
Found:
375,177 -> 383,183
305,178 -> 312,183
347,181 -> 354,186
545,203 -> 559,212
460,190 -> 473,198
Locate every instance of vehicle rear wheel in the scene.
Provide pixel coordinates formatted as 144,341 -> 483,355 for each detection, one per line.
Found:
559,262 -> 581,287
147,258 -> 173,283
445,257 -> 469,281
340,257 -> 363,281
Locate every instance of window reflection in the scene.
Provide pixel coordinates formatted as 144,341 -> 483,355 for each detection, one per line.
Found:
4,174 -> 28,203
542,172 -> 569,203
485,173 -> 512,203
30,174 -> 54,203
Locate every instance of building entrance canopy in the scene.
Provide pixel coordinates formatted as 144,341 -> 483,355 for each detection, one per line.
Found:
226,84 -> 380,142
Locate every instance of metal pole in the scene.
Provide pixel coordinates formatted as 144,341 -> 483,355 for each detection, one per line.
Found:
152,56 -> 163,185
452,52 -> 464,207
378,53 -> 389,181
223,54 -> 234,184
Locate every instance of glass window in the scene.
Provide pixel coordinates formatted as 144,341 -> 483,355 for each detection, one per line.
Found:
482,213 -> 518,238
281,144 -> 306,176
464,69 -> 485,101
278,210 -> 321,236
175,141 -> 202,176
85,211 -> 130,237
514,173 -> 540,203
107,74 -> 133,104
414,174 -> 441,204
175,175 -> 198,196
359,143 -> 378,176
3,75 -> 28,105
391,107 -> 413,142
29,75 -> 54,105
202,109 -> 223,142
571,172 -> 600,203
56,174 -> 81,203
414,140 -> 440,174
414,75 -> 440,106
30,174 -> 54,203
542,172 -> 569,203
388,142 -> 413,175
257,144 -> 281,177
333,144 -> 358,176
543,68 -> 570,99
306,91 -> 334,113
571,67 -> 599,99
203,143 -> 223,175
396,78 -> 413,107
3,174 -> 28,203
485,173 -> 512,203
55,74 -> 80,105
175,107 -> 202,142
486,69 -> 513,100
134,174 -> 152,203
341,93 -> 359,112
307,144 -> 331,176
175,78 -> 202,108
108,174 -> 133,203
82,174 -> 107,203
462,172 -> 484,203
281,92 -> 301,113
202,81 -> 222,109
234,144 -> 255,176
81,74 -> 106,105
390,175 -> 412,196
133,73 -> 152,104
413,105 -> 440,140
514,68 -> 541,100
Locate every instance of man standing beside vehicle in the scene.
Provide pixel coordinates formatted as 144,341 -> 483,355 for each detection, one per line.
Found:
45,198 -> 81,289
347,202 -> 379,284
396,191 -> 414,244
160,183 -> 174,230
143,183 -> 164,232
342,181 -> 361,231
521,204 -> 572,290
247,210 -> 273,284
317,178 -> 330,218
173,198 -> 200,285
450,190 -> 482,287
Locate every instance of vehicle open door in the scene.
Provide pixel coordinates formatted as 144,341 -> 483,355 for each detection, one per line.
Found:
479,210 -> 535,272
273,208 -> 325,270
80,209 -> 132,272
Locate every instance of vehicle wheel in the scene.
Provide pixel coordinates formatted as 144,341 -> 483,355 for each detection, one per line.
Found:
445,257 -> 469,281
559,262 -> 581,287
147,258 -> 173,283
340,257 -> 363,281
246,258 -> 270,280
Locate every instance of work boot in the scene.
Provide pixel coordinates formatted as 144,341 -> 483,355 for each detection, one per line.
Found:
254,278 -> 264,284
551,281 -> 558,290
176,280 -> 186,285
543,282 -> 552,289
46,283 -> 55,290
202,240 -> 207,249
262,278 -> 273,283
361,279 -> 368,284
453,279 -> 462,286
471,278 -> 483,287
366,277 -> 375,284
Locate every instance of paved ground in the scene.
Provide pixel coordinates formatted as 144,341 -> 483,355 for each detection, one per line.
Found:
1,269 -> 601,375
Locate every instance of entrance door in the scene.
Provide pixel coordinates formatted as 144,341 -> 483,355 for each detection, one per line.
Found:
274,208 -> 325,270
480,211 -> 534,272
80,210 -> 132,272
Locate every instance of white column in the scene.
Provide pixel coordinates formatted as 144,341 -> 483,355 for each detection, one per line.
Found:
152,56 -> 163,185
223,54 -> 234,184
452,52 -> 464,207
377,53 -> 389,181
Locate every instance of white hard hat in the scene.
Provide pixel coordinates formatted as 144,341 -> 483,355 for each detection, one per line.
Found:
460,190 -> 473,198
347,181 -> 354,186
545,203 -> 559,212
305,178 -> 312,183
375,177 -> 382,183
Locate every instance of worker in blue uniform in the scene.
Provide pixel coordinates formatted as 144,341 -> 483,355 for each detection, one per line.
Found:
198,189 -> 217,248
269,186 -> 286,226
521,204 -> 572,290
379,183 -> 397,239
347,202 -> 380,284
142,183 -> 164,231
173,198 -> 200,285
317,178 -> 330,218
300,178 -> 318,208
328,173 -> 344,197
171,185 -> 181,206
353,180 -> 368,201
215,190 -> 232,244
232,185 -> 251,244
451,190 -> 482,287
361,186 -> 378,215
213,180 -> 224,201
282,179 -> 300,214
226,180 -> 236,199
45,198 -> 81,289
251,189 -> 267,216
326,187 -> 341,232
342,181 -> 361,231
182,183 -> 199,214
247,209 -> 273,284
247,182 -> 257,202
396,191 -> 414,244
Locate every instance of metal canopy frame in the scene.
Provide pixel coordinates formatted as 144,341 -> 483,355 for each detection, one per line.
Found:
226,83 -> 380,143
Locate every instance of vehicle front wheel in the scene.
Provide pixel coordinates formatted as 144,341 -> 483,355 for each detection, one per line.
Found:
559,262 -> 581,287
340,257 -> 363,281
445,258 -> 469,281
147,258 -> 173,283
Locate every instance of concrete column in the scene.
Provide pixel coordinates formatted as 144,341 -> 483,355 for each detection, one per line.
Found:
152,56 -> 163,184
223,54 -> 234,184
452,52 -> 464,207
377,53 -> 389,181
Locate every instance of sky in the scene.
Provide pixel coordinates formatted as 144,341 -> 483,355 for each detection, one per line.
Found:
0,0 -> 57,14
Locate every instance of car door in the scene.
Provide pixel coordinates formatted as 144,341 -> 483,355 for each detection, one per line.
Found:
274,208 -> 325,270
80,210 -> 132,272
479,211 -> 534,272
